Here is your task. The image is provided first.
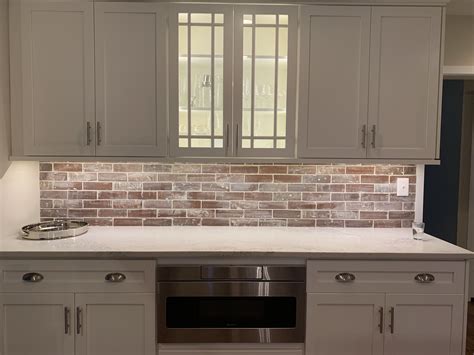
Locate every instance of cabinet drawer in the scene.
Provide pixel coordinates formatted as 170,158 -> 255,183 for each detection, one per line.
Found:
0,260 -> 156,293
307,260 -> 465,294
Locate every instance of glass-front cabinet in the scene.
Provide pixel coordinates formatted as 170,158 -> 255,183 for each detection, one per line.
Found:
169,5 -> 297,157
234,6 -> 297,157
169,5 -> 233,157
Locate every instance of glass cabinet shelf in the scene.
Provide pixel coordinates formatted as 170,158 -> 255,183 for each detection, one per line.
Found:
179,55 -> 287,61
179,107 -> 285,112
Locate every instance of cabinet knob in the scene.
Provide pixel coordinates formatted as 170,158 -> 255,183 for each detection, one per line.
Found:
22,272 -> 44,283
335,272 -> 356,283
414,273 -> 435,283
105,272 -> 126,283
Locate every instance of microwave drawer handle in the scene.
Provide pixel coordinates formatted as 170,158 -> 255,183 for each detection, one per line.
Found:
200,266 -> 263,280
22,272 -> 44,283
335,273 -> 355,283
105,273 -> 126,283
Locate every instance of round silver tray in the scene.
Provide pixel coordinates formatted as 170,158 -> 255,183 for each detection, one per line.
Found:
21,221 -> 89,240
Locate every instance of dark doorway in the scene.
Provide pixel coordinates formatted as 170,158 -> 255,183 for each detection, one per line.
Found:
423,80 -> 465,245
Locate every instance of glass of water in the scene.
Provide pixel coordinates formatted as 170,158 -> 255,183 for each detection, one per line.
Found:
412,222 -> 425,240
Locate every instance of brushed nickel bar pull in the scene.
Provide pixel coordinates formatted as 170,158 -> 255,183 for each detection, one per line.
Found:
389,307 -> 395,334
86,122 -> 92,146
361,125 -> 367,149
378,307 -> 384,334
226,124 -> 230,153
64,307 -> 71,335
97,122 -> 102,146
371,125 -> 376,148
76,307 -> 83,335
235,124 -> 239,153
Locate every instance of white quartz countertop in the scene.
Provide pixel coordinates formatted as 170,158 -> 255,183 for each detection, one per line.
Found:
0,227 -> 472,260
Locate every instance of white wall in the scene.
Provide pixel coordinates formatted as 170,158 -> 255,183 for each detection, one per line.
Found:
0,162 -> 41,237
0,0 -> 40,237
0,0 -> 11,177
445,15 -> 474,68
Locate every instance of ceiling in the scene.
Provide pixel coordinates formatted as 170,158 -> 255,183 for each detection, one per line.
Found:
447,0 -> 474,15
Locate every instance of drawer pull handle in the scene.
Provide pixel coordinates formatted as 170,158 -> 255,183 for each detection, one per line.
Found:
22,272 -> 44,283
105,273 -> 126,283
414,273 -> 435,283
335,273 -> 356,283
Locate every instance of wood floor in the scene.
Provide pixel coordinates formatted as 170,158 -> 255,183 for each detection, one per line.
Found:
467,302 -> 474,354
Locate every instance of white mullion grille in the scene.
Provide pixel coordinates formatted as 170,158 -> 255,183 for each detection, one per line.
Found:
186,15 -> 192,147
211,13 -> 215,148
273,15 -> 280,149
250,14 -> 256,149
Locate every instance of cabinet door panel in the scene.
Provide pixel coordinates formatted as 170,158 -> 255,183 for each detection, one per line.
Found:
0,293 -> 74,355
384,294 -> 464,355
169,4 -> 233,157
298,6 -> 370,158
95,3 -> 167,157
21,2 -> 95,156
75,293 -> 155,355
368,7 -> 442,159
233,6 -> 298,157
306,293 -> 384,355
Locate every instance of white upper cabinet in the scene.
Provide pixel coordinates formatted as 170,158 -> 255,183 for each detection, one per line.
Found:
368,7 -> 442,159
168,4 -> 234,157
0,293 -> 75,355
11,1 -> 445,161
19,1 -> 95,156
233,6 -> 298,157
298,6 -> 371,159
168,4 -> 298,158
94,3 -> 167,157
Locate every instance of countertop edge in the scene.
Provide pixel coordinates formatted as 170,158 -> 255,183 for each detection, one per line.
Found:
0,251 -> 472,260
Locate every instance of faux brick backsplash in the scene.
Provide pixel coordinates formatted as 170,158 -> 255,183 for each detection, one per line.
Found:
39,162 -> 417,228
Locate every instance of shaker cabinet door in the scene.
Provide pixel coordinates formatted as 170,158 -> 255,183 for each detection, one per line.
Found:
75,293 -> 155,355
94,3 -> 167,157
367,7 -> 442,159
298,6 -> 371,159
0,293 -> 75,355
20,1 -> 95,156
384,294 -> 464,355
306,293 -> 385,355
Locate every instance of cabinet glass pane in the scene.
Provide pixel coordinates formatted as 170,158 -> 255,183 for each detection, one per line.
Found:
178,13 -> 225,149
241,14 -> 289,150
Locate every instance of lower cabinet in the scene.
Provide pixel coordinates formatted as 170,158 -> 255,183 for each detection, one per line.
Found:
384,294 -> 464,355
306,293 -> 384,355
0,293 -> 75,355
306,293 -> 465,355
75,293 -> 155,355
0,293 -> 155,355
